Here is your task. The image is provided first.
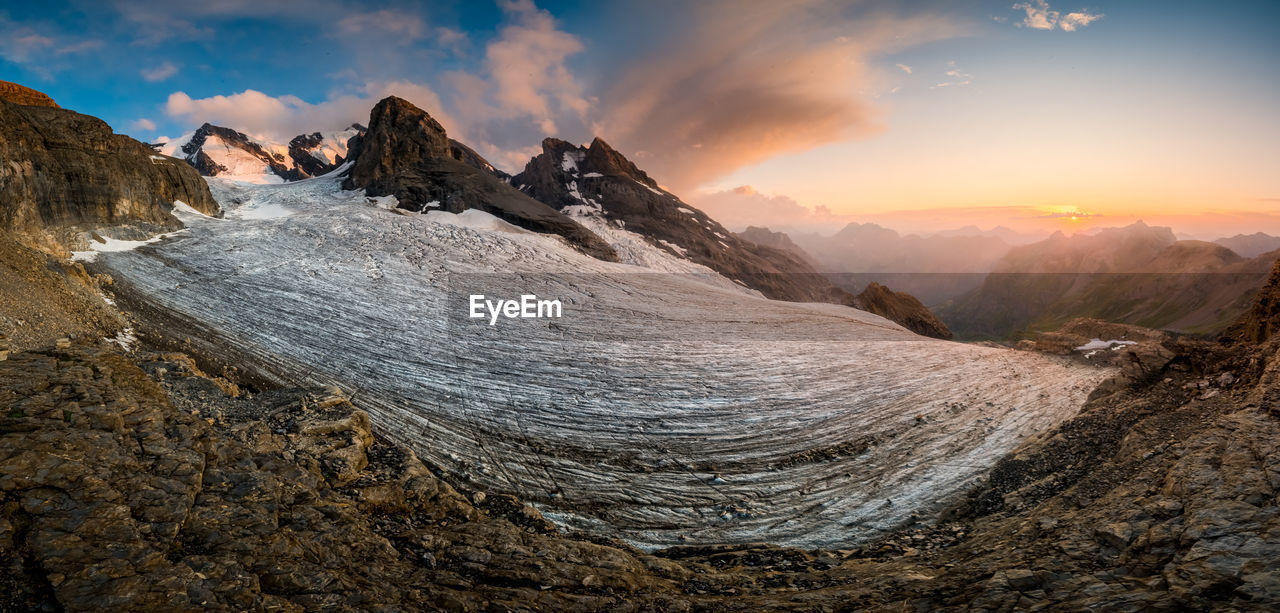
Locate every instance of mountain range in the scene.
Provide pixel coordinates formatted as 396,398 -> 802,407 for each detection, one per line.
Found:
155,95 -> 951,338
936,221 -> 1279,339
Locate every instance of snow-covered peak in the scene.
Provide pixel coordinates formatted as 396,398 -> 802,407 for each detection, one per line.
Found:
161,122 -> 365,183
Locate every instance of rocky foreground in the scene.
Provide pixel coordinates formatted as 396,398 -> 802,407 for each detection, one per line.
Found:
2,306 -> 1279,611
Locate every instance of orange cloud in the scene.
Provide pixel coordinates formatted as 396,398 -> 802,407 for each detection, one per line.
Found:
593,1 -> 965,192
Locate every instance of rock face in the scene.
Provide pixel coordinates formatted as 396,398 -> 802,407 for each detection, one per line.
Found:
343,96 -> 617,260
0,94 -> 218,252
852,282 -> 953,340
0,80 -> 58,107
0,239 -> 125,352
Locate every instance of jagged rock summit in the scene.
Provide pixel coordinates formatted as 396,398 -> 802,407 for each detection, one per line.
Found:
342,96 -> 617,260
0,84 -> 218,253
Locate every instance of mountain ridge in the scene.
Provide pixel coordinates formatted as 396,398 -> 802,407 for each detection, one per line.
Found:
0,89 -> 218,254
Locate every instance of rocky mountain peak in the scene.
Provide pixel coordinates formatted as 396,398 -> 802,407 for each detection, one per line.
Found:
0,80 -> 58,108
342,96 -> 617,261
583,137 -> 658,188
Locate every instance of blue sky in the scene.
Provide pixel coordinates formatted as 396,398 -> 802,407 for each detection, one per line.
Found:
2,1 -> 1278,236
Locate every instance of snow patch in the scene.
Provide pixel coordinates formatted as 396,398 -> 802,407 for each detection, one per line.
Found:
171,199 -> 217,221
71,232 -> 183,263
105,327 -> 138,352
1075,338 -> 1139,351
561,151 -> 583,173
582,172 -> 603,178
658,239 -> 689,256
636,180 -> 664,195
424,209 -> 528,234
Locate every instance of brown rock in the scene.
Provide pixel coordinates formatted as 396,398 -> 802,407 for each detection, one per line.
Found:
343,96 -> 616,261
0,81 -> 58,107
0,94 -> 219,253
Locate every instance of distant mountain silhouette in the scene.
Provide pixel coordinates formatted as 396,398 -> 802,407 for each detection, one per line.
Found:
936,221 -> 1279,339
1214,232 -> 1280,258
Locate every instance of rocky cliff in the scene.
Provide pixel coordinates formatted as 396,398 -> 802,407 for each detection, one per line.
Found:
0,90 -> 218,253
1222,256 -> 1280,344
343,97 -> 617,261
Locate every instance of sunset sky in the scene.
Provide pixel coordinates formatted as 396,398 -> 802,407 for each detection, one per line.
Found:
2,0 -> 1277,238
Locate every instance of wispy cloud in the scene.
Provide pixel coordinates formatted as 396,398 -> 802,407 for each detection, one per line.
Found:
1011,0 -> 1103,32
1036,210 -> 1100,219
129,118 -> 157,132
336,9 -> 426,40
896,63 -> 913,74
594,1 -> 965,191
1059,11 -> 1104,32
0,14 -> 100,72
933,60 -> 972,88
141,62 -> 179,82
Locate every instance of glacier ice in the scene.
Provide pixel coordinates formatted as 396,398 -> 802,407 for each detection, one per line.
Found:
95,172 -> 1111,550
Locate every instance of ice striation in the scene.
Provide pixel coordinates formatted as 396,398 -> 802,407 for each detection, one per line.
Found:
96,172 -> 1111,550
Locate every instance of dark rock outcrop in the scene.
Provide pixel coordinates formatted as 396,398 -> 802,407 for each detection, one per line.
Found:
287,132 -> 331,177
343,96 -> 616,261
0,80 -> 58,108
447,138 -> 509,179
852,282 -> 953,340
1222,256 -> 1280,344
0,93 -> 218,253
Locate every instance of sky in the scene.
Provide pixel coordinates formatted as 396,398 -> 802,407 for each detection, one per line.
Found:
1,0 -> 1278,239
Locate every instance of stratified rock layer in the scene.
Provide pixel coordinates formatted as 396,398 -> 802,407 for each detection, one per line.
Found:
0,80 -> 58,107
0,93 -> 217,252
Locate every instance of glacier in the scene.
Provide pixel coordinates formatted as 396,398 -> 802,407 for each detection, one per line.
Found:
94,171 -> 1111,550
